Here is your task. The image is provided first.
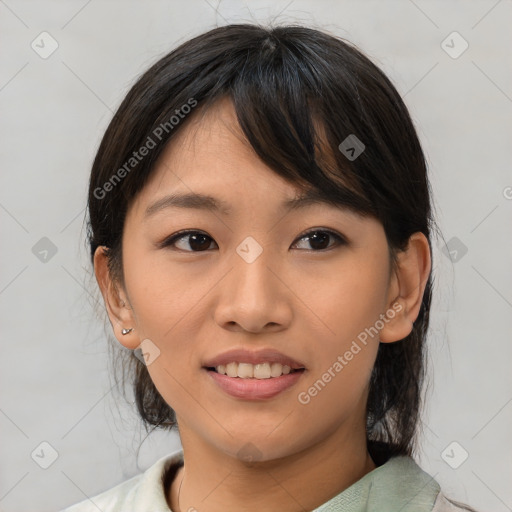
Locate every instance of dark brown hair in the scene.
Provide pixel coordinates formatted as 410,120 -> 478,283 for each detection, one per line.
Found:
87,24 -> 438,457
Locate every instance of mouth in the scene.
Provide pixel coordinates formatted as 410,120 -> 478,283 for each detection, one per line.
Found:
201,348 -> 307,400
202,364 -> 306,400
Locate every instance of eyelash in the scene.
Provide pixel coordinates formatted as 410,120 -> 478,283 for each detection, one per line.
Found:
159,228 -> 347,253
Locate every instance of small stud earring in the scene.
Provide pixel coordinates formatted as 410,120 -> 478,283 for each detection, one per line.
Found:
122,328 -> 133,335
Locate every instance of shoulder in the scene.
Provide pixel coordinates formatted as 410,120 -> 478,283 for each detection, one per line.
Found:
61,474 -> 141,512
381,457 -> 480,512
432,492 -> 481,512
365,443 -> 479,512
60,449 -> 184,512
381,456 -> 480,512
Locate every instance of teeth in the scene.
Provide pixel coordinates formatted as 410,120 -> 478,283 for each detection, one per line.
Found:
215,362 -> 295,379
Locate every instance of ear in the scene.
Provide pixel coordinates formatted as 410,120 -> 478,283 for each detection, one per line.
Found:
379,232 -> 431,344
93,246 -> 140,350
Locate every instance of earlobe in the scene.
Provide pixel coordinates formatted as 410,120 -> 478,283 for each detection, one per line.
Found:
379,233 -> 431,344
93,246 -> 140,349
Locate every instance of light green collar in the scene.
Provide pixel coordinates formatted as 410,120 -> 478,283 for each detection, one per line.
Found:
312,456 -> 440,512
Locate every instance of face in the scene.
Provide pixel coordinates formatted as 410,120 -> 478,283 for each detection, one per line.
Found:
106,98 -> 405,461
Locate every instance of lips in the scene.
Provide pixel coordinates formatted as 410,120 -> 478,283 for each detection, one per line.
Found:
202,348 -> 306,371
206,369 -> 305,399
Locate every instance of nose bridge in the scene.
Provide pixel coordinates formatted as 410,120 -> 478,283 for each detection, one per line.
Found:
214,239 -> 291,331
231,239 -> 278,305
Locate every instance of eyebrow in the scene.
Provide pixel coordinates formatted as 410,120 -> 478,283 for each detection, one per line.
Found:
144,189 -> 344,219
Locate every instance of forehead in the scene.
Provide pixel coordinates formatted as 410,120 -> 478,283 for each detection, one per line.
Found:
137,99 -> 309,203
128,98 -> 370,224
157,98 -> 262,172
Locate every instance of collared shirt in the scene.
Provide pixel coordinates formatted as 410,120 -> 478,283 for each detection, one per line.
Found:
61,449 -> 477,512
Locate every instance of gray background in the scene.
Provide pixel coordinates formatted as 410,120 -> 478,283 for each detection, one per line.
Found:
1,1 -> 511,511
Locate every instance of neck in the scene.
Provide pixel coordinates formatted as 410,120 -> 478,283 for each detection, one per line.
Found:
168,419 -> 376,512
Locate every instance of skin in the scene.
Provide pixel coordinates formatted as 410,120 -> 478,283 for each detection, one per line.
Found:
94,98 -> 431,512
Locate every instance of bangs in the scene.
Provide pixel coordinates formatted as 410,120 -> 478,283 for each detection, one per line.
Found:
228,31 -> 378,219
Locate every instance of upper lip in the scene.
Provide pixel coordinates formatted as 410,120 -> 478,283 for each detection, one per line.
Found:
203,348 -> 306,370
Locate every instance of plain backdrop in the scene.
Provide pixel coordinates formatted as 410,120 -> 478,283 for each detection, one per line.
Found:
1,1 -> 511,511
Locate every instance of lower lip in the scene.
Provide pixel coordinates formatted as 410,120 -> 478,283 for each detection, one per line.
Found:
204,368 -> 305,400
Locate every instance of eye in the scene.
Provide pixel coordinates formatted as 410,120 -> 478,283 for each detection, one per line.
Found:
291,229 -> 346,251
159,228 -> 346,253
159,230 -> 217,252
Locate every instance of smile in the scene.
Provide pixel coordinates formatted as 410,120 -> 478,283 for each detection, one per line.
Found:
204,367 -> 306,400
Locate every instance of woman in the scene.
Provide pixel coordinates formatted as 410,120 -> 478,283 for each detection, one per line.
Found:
63,24 -> 477,512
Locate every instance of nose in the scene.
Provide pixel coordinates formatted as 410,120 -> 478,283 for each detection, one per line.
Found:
213,249 -> 293,334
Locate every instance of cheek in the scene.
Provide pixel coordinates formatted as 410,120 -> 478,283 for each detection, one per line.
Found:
290,253 -> 389,414
293,251 -> 390,350
121,243 -> 216,399
122,241 -> 204,335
